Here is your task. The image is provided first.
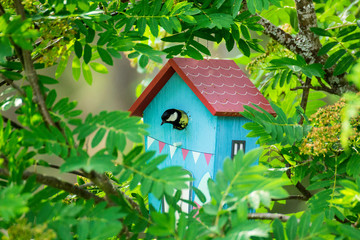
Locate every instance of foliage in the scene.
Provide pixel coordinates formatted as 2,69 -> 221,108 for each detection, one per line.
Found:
0,0 -> 359,239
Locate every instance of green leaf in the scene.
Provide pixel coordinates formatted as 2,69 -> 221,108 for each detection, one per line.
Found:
324,49 -> 346,69
240,24 -> 251,40
159,0 -> 173,15
298,211 -> 310,239
178,15 -> 196,24
139,55 -> 149,69
209,13 -> 233,29
0,37 -> 12,64
189,40 -> 211,55
333,55 -> 354,76
309,213 -> 324,234
342,32 -> 360,42
185,45 -> 203,60
170,17 -> 181,33
302,63 -> 325,78
137,18 -> 147,35
0,70 -> 22,80
337,25 -> 357,38
192,186 -> 206,203
272,219 -> 285,240
237,38 -> 250,57
147,18 -> 159,37
97,47 -> 114,66
55,54 -> 69,79
85,27 -> 95,43
232,0 -> 242,18
82,61 -> 93,85
74,41 -> 83,58
318,42 -> 338,56
38,75 -> 58,84
83,44 -> 92,64
90,62 -> 108,73
72,57 -> 81,81
214,0 -> 226,9
310,27 -> 332,37
91,128 -> 106,148
286,215 -> 297,240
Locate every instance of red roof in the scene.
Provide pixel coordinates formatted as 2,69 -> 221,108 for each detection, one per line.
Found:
129,58 -> 275,117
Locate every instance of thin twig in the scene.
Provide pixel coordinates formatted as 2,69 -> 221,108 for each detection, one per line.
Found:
47,164 -> 86,177
272,195 -> 308,201
0,167 -> 104,204
248,213 -> 291,222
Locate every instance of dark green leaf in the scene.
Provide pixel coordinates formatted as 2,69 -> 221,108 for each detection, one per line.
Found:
38,75 -> 58,84
189,40 -> 211,55
237,38 -> 250,57
74,41 -> 83,58
342,32 -> 360,42
83,44 -> 92,64
333,55 -> 354,76
97,47 -> 114,66
324,49 -> 346,69
240,24 -> 251,40
337,26 -> 357,38
310,27 -> 332,37
185,45 -> 203,60
318,42 -> 338,56
85,27 -> 95,43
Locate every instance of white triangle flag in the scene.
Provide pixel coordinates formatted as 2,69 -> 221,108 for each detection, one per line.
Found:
192,151 -> 201,164
147,136 -> 155,149
169,145 -> 177,158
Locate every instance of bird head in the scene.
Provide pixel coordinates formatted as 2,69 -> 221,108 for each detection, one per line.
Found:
161,109 -> 178,125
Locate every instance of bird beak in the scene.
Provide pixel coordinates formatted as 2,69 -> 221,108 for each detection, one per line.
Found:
161,121 -> 164,125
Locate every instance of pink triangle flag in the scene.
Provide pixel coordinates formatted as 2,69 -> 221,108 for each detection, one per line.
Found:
182,149 -> 189,160
204,153 -> 212,165
159,141 -> 166,153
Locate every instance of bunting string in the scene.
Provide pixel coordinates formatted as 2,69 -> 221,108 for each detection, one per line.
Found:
146,136 -> 214,165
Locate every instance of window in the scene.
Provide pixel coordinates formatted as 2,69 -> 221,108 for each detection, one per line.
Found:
231,140 -> 245,158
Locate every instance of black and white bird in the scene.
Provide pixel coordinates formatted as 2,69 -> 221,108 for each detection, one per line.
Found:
161,109 -> 188,130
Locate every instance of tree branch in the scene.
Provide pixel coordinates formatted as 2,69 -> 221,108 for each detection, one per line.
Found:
0,74 -> 26,96
272,195 -> 308,201
13,0 -> 56,128
86,171 -> 141,214
0,167 -> 104,204
248,213 -> 291,222
286,164 -> 312,200
47,164 -> 86,177
2,115 -> 24,129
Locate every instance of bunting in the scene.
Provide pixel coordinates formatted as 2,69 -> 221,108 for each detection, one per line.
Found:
146,136 -> 213,165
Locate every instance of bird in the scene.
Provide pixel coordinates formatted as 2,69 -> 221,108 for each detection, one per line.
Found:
161,109 -> 188,130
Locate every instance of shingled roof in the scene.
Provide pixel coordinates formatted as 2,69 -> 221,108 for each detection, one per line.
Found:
129,58 -> 275,117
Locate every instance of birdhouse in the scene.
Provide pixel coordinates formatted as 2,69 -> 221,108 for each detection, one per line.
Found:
129,58 -> 275,212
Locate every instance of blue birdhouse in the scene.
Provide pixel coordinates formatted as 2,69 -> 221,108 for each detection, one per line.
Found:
129,58 -> 275,212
